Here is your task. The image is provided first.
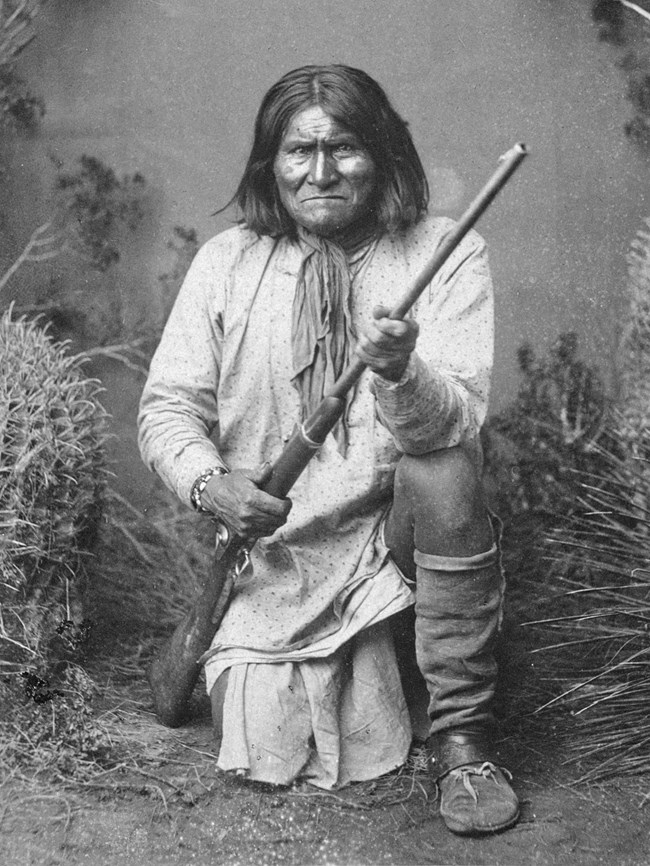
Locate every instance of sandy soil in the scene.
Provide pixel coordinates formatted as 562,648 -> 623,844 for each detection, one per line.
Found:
2,626 -> 649,866
1,709 -> 648,866
2,517 -> 648,866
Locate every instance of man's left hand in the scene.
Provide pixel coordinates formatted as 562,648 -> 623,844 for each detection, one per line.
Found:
355,305 -> 419,382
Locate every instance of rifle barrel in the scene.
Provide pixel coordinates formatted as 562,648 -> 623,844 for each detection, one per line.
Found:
259,143 -> 528,500
149,143 -> 528,728
327,144 -> 528,401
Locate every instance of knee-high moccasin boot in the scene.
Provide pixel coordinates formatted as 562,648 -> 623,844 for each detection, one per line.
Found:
414,544 -> 519,835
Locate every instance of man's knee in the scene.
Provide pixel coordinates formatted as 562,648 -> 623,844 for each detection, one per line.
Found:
394,446 -> 489,545
396,446 -> 482,507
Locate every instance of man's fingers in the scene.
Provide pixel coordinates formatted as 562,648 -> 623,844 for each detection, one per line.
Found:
234,494 -> 291,536
242,466 -> 291,517
360,321 -> 418,355
202,468 -> 291,537
375,319 -> 419,340
247,461 -> 273,487
249,490 -> 292,519
355,309 -> 419,383
369,307 -> 419,340
234,513 -> 287,537
372,304 -> 391,319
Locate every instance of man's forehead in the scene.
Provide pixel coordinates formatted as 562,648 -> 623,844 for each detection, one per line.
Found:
281,106 -> 357,141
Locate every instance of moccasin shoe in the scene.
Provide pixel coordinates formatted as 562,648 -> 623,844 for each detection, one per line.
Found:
438,761 -> 520,836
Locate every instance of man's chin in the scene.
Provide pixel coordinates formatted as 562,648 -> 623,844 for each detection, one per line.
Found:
296,210 -> 367,238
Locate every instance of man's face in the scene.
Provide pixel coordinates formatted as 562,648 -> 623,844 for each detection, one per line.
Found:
273,105 -> 377,238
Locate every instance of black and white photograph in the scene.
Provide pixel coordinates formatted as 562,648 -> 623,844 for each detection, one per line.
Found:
1,2 -> 649,864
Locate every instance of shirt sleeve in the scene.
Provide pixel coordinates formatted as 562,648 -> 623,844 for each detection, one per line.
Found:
137,235 -> 232,505
371,225 -> 493,455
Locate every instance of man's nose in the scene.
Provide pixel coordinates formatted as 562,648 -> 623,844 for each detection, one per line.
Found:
308,150 -> 337,187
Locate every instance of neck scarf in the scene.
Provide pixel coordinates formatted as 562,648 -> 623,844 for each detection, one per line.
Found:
291,226 -> 377,455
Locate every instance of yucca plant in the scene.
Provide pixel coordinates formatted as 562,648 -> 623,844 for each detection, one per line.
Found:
0,309 -> 108,608
0,309 -> 111,776
531,221 -> 650,781
618,218 -> 650,494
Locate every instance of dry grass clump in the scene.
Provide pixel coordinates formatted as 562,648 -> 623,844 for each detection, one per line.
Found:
530,221 -> 650,781
0,665 -> 114,781
85,488 -> 212,644
617,217 -> 650,506
531,436 -> 649,781
0,309 -> 111,779
0,310 -> 108,597
0,457 -> 217,788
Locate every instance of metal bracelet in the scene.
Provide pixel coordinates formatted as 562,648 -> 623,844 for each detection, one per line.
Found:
189,467 -> 228,513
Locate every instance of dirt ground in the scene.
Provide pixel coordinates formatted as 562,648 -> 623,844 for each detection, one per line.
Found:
2,515 -> 648,866
2,616 -> 649,866
1,709 -> 648,866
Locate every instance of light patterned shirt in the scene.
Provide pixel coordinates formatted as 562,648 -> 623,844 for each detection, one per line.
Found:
138,214 -> 494,787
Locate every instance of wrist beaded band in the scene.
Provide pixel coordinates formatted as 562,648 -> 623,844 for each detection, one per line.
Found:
190,467 -> 229,513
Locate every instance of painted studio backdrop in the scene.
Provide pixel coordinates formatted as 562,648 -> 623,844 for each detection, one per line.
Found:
2,0 -> 648,503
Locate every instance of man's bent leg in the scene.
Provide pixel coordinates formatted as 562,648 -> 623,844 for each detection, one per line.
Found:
384,446 -> 519,836
384,444 -> 499,732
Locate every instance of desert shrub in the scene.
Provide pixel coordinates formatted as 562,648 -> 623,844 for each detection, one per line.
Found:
530,220 -> 650,780
84,486 -> 212,648
591,0 -> 650,147
0,1 -> 45,131
483,332 -> 610,520
2,156 -> 149,353
618,218 -> 650,470
0,310 -> 109,604
531,423 -> 650,780
158,225 -> 199,320
54,155 -> 146,273
121,224 -> 201,354
592,0 -> 626,44
0,309 -> 112,776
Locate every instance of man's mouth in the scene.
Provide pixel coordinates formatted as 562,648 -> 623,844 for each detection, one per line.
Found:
302,195 -> 345,201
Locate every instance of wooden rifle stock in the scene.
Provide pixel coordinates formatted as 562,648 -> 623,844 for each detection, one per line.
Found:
148,143 -> 528,727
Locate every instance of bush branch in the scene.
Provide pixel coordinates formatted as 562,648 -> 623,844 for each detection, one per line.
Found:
619,1 -> 650,24
0,222 -> 65,293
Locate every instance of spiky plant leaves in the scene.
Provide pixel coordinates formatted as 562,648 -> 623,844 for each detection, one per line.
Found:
0,309 -> 109,662
532,222 -> 650,781
619,218 -> 650,512
0,309 -> 115,779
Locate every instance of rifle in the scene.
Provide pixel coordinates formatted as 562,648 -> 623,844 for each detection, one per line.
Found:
148,143 -> 528,727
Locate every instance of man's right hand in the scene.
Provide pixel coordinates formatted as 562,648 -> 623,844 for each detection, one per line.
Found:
201,464 -> 292,540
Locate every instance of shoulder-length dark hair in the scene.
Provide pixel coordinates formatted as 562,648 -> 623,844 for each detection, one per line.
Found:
230,65 -> 429,237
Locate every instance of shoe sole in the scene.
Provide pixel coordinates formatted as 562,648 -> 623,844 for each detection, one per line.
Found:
442,808 -> 520,837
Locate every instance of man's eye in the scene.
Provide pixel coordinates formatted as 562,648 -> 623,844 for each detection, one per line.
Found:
335,144 -> 354,154
290,146 -> 311,155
